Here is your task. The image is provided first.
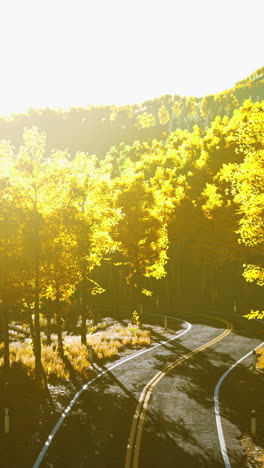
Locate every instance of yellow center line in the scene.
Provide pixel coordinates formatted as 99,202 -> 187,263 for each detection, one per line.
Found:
125,315 -> 233,468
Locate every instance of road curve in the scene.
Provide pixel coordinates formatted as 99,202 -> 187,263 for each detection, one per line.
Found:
131,312 -> 263,468
35,311 -> 263,468
125,315 -> 233,468
33,314 -> 191,468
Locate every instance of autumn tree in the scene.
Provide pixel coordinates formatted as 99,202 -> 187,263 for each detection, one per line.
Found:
136,112 -> 156,128
13,128 -> 50,380
186,96 -> 196,117
172,99 -> 182,116
68,153 -> 119,344
219,149 -> 264,318
158,105 -> 170,125
41,153 -> 80,355
0,142 -> 26,377
113,169 -> 168,311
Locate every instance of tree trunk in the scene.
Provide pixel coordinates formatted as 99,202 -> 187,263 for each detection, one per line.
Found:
137,276 -> 143,323
34,204 -> 42,382
28,309 -> 36,353
56,308 -> 64,357
81,313 -> 87,345
166,274 -> 170,308
109,260 -> 112,291
3,304 -> 9,378
55,284 -> 64,356
169,260 -> 177,308
210,268 -> 218,308
200,264 -> 207,304
81,280 -> 87,345
46,311 -> 51,347
175,245 -> 182,305
34,290 -> 42,381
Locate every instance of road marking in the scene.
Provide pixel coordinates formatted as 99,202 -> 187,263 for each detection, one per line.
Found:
125,315 -> 233,468
214,340 -> 264,468
33,314 -> 191,468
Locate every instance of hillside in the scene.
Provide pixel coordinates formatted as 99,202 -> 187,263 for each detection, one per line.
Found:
0,66 -> 263,158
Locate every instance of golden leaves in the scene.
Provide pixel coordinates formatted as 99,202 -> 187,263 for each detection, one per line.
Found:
201,183 -> 224,218
243,264 -> 264,287
158,105 -> 170,125
136,112 -> 156,128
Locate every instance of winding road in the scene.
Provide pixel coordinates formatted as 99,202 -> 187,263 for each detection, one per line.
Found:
34,311 -> 264,468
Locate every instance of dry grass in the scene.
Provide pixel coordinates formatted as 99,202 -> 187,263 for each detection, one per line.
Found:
86,325 -> 151,359
43,346 -> 69,380
256,346 -> 264,369
5,342 -> 69,380
241,435 -> 264,468
64,341 -> 91,376
259,454 -> 264,467
10,342 -> 35,377
1,323 -> 152,382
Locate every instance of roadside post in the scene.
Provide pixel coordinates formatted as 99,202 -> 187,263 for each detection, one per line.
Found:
164,315 -> 167,330
4,408 -> 9,434
252,350 -> 257,369
251,410 -> 256,438
89,348 -> 94,363
233,301 -> 237,313
140,304 -> 143,325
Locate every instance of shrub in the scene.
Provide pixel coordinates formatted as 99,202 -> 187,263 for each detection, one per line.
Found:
257,346 -> 264,369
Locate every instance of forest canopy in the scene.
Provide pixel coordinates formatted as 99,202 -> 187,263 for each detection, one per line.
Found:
0,67 -> 263,377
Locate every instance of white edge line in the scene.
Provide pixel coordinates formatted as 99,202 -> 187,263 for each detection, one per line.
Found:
214,340 -> 264,468
33,314 -> 191,468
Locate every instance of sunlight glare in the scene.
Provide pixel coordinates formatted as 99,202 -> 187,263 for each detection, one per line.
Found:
0,0 -> 263,116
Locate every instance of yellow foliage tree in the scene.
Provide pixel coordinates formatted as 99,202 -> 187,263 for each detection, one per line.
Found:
136,112 -> 156,128
186,96 -> 196,116
172,100 -> 181,116
219,146 -> 264,318
113,170 -> 168,309
158,105 -> 170,125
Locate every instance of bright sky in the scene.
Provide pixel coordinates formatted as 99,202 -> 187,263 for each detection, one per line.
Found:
0,0 -> 263,116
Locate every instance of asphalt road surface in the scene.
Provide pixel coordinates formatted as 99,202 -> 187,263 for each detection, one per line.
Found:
38,311 -> 264,468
